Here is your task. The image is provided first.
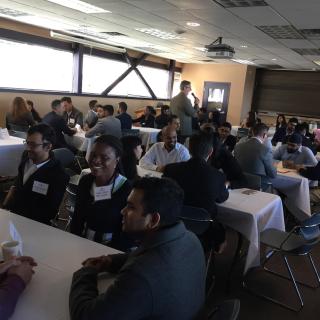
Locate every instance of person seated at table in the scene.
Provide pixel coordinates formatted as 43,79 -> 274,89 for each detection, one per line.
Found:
234,123 -> 277,191
139,126 -> 190,172
42,99 -> 77,153
273,133 -> 318,168
0,256 -> 37,320
197,107 -> 208,126
61,97 -> 83,129
155,105 -> 170,129
26,100 -> 42,123
85,105 -> 122,139
295,123 -> 317,155
240,111 -> 260,129
69,177 -> 205,320
132,105 -> 155,128
271,117 -> 298,146
120,135 -> 143,181
218,121 -> 237,152
2,124 -> 69,225
116,101 -> 132,130
6,97 -> 35,132
83,100 -> 98,129
275,114 -> 286,132
70,135 -> 132,251
237,126 -> 273,151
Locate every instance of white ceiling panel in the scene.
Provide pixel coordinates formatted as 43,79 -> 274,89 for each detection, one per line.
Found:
123,0 -> 178,11
278,39 -> 318,49
165,0 -> 214,10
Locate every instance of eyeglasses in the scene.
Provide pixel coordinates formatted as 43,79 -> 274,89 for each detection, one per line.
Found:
23,140 -> 47,148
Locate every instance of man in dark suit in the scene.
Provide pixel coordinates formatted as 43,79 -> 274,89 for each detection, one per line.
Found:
69,177 -> 205,320
271,117 -> 298,146
234,123 -> 277,191
42,99 -> 77,153
218,121 -> 237,152
61,96 -> 83,128
116,101 -> 132,130
3,124 -> 69,225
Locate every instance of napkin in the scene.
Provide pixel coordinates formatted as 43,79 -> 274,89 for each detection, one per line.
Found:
0,128 -> 10,139
9,221 -> 23,255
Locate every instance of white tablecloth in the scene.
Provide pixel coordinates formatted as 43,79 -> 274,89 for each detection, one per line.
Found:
272,165 -> 311,220
0,209 -> 119,320
217,189 -> 285,274
0,136 -> 25,176
132,126 -> 160,150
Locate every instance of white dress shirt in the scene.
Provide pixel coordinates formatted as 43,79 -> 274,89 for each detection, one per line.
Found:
139,142 -> 190,171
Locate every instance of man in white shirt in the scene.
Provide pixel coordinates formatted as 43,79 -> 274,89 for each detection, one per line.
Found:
139,126 -> 190,172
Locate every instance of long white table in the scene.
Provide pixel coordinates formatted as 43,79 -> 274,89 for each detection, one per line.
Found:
217,188 -> 285,274
0,136 -> 25,176
0,210 -> 119,320
132,126 -> 160,150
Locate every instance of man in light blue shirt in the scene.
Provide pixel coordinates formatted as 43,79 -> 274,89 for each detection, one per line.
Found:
139,126 -> 190,172
273,133 -> 318,166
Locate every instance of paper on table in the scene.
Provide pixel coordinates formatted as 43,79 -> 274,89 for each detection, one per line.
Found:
9,221 -> 23,255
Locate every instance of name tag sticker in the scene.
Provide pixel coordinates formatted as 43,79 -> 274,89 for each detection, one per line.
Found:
69,118 -> 75,124
95,185 -> 112,202
32,181 -> 49,195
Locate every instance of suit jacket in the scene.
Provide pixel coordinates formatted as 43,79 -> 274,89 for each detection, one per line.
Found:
63,107 -> 83,128
271,127 -> 287,146
163,157 -> 229,217
170,92 -> 196,136
221,134 -> 237,152
42,111 -> 75,149
85,116 -> 122,138
5,152 -> 69,225
84,110 -> 98,128
117,112 -> 132,130
6,112 -> 35,131
69,222 -> 206,320
132,114 -> 155,128
234,137 -> 277,190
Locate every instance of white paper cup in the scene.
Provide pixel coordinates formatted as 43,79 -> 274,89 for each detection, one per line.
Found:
1,241 -> 20,261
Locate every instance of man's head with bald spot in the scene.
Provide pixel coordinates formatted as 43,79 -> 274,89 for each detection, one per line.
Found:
162,126 -> 177,152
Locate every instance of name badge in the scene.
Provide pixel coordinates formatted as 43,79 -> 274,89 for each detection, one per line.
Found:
69,118 -> 75,125
95,185 -> 112,202
32,181 -> 49,195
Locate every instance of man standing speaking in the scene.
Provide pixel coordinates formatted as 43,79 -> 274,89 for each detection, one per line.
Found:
170,80 -> 197,139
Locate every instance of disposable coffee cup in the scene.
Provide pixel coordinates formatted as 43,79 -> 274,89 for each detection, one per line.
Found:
1,241 -> 20,261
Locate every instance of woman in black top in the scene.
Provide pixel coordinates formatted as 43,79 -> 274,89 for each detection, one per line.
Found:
26,100 -> 42,123
132,106 -> 155,128
70,135 -> 132,251
120,135 -> 143,181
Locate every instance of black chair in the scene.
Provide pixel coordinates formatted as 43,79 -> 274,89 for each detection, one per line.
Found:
52,148 -> 75,168
236,128 -> 249,140
10,124 -> 29,132
244,213 -> 320,311
242,172 -> 261,191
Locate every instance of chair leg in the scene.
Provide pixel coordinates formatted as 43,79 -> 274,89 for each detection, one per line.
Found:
308,253 -> 320,287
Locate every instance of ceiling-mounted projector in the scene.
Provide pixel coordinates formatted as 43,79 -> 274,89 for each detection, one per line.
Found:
205,37 -> 235,59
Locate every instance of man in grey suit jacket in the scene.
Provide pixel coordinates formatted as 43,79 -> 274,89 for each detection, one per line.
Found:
234,123 -> 277,190
85,105 -> 121,139
170,80 -> 197,137
69,177 -> 206,320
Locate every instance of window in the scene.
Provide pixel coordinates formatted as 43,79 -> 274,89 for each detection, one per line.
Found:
82,54 -> 129,94
137,65 -> 169,98
172,72 -> 182,97
0,39 -> 73,91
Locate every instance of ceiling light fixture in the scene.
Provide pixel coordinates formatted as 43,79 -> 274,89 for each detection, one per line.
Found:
231,59 -> 255,65
50,31 -> 125,53
272,58 -> 277,61
186,22 -> 200,27
240,45 -> 248,48
46,0 -> 110,14
135,28 -> 185,40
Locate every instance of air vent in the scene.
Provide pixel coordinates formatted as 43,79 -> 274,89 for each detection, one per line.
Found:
257,25 -> 304,39
0,7 -> 31,17
134,47 -> 167,54
213,0 -> 268,8
292,48 -> 320,56
101,32 -> 127,37
299,29 -> 320,40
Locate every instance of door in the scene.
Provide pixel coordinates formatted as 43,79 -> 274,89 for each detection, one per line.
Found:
202,81 -> 231,124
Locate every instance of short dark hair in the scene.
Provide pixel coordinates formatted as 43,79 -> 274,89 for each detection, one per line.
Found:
89,100 -> 97,109
94,134 -> 123,157
161,105 -> 170,114
27,123 -> 56,146
189,132 -> 213,159
133,177 -> 184,226
295,123 -> 306,134
61,97 -> 72,103
288,117 -> 298,125
180,80 -> 191,90
252,123 -> 269,137
26,100 -> 33,108
103,105 -> 114,115
168,114 -> 178,124
288,133 -> 302,145
51,99 -> 61,110
118,102 -> 128,112
221,122 -> 232,130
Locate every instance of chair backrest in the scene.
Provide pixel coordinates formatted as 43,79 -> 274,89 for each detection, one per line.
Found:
180,205 -> 212,235
243,172 -> 261,191
122,129 -> 140,137
9,130 -> 27,139
52,148 -> 75,168
208,299 -> 240,320
299,213 -> 320,243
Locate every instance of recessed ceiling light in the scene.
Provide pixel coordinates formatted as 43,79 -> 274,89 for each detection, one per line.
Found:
135,28 -> 185,40
231,59 -> 255,65
313,60 -> 320,66
46,0 -> 110,14
272,58 -> 277,61
240,45 -> 248,48
186,22 -> 200,27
